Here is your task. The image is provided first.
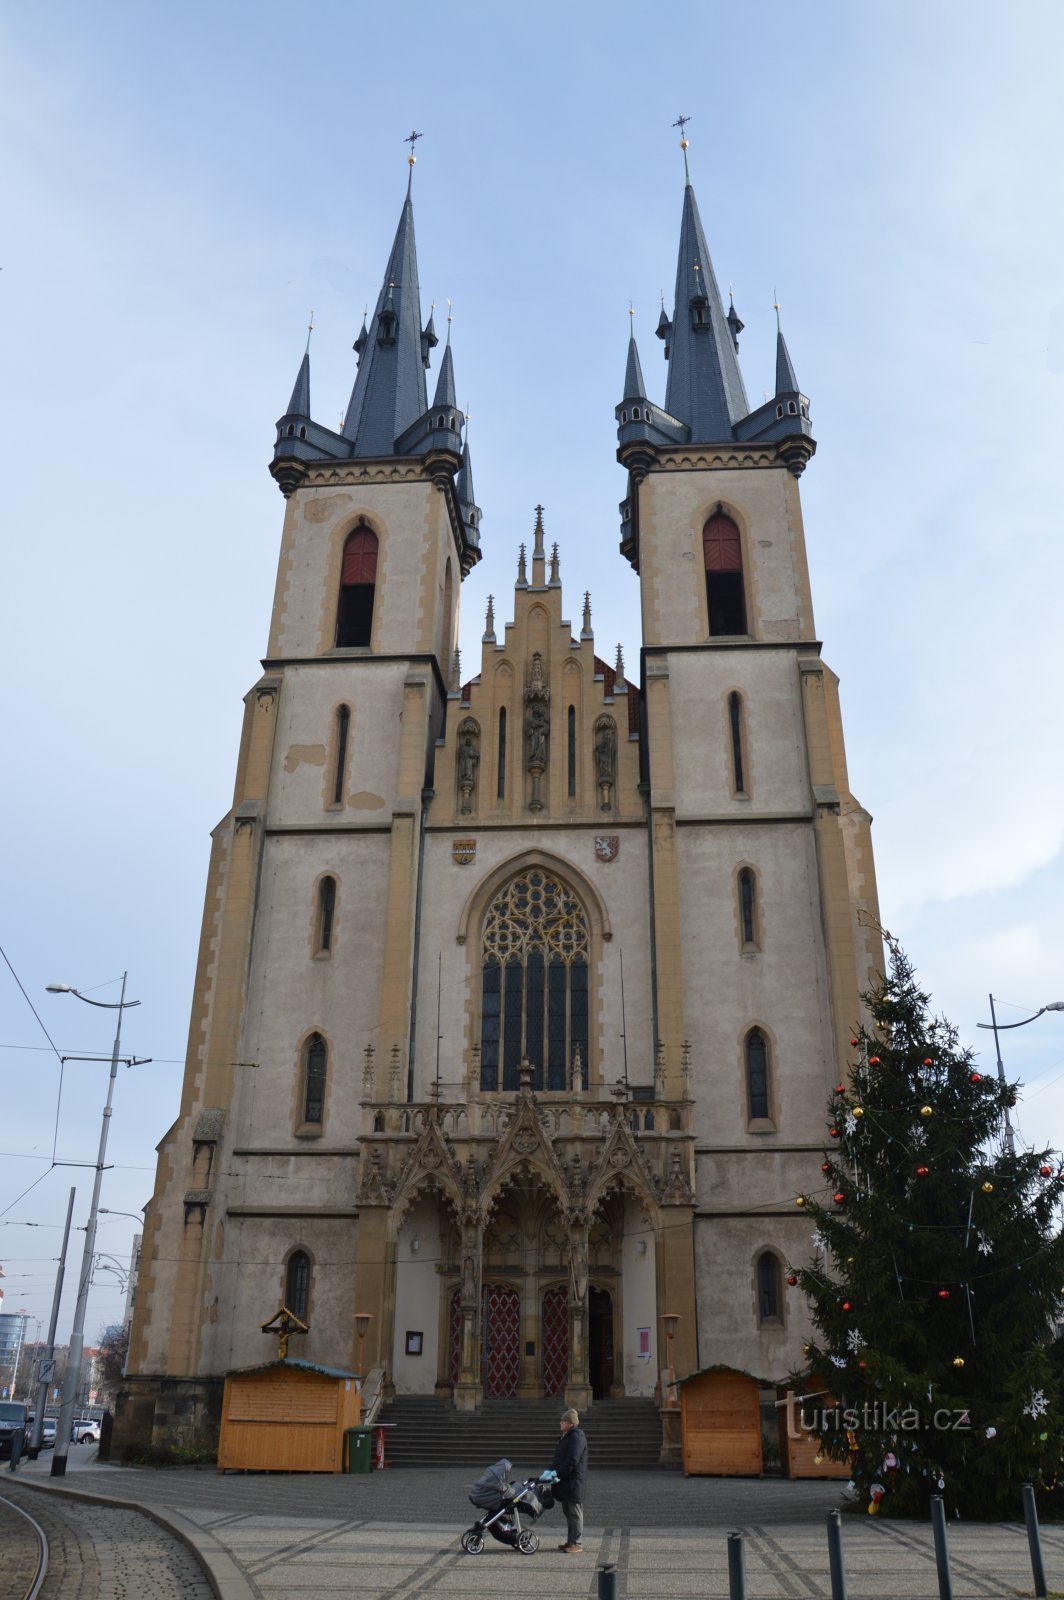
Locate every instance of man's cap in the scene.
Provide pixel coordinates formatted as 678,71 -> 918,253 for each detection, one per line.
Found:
560,1408 -> 579,1425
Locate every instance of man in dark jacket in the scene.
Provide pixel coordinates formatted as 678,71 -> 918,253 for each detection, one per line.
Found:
550,1408 -> 588,1553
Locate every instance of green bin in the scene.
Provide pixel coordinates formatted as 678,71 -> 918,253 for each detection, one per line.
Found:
345,1426 -> 374,1474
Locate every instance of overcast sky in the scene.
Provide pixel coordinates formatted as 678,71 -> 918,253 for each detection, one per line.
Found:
3,0 -> 1064,1351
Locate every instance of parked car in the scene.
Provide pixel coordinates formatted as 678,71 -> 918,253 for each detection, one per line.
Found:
72,1417 -> 101,1444
26,1415 -> 57,1448
0,1401 -> 28,1459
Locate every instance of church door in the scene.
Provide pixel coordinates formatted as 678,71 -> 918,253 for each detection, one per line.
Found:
541,1285 -> 569,1396
482,1285 -> 521,1397
589,1286 -> 614,1399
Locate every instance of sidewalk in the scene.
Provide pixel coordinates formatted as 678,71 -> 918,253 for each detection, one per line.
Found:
13,1445 -> 1061,1598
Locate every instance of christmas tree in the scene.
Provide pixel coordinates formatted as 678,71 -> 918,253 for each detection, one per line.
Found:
794,941 -> 1064,1519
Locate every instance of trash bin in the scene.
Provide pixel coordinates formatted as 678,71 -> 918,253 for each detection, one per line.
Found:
345,1426 -> 374,1474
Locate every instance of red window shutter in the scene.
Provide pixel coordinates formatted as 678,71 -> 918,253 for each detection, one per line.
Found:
341,529 -> 378,585
702,514 -> 742,572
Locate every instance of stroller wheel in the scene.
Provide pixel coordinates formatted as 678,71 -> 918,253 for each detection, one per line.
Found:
461,1530 -> 485,1555
517,1530 -> 539,1554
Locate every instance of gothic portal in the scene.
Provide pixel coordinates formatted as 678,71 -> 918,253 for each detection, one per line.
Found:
117,148 -> 882,1449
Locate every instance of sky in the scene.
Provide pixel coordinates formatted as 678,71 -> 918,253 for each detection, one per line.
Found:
3,0 -> 1064,1353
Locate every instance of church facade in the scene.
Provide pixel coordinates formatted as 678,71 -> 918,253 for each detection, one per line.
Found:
117,151 -> 882,1448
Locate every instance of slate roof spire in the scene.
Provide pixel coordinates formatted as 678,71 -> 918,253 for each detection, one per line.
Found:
662,137 -> 749,442
773,300 -> 800,396
623,305 -> 648,400
341,181 -> 429,456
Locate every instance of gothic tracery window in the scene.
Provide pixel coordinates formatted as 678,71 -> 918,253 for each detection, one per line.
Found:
480,870 -> 589,1092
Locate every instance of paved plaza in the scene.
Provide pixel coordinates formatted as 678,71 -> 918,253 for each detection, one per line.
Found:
9,1446 -> 1064,1598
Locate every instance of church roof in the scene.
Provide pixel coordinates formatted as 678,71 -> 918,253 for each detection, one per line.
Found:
283,350 -> 311,420
663,181 -> 750,442
775,323 -> 801,396
341,188 -> 429,456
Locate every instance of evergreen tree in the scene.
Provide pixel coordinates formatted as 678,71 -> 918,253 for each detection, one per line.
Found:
793,942 -> 1064,1519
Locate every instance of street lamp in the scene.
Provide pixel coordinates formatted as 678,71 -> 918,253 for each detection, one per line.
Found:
661,1312 -> 681,1409
977,995 -> 1064,1156
45,972 -> 141,1477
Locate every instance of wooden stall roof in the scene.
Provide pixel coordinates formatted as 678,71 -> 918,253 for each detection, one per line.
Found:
225,1357 -> 358,1379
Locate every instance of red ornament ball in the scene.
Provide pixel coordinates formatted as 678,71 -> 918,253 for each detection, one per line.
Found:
835,1084 -> 845,1094
850,1039 -> 859,1047
858,1360 -> 868,1370
821,1162 -> 831,1173
841,1300 -> 854,1312
786,1273 -> 798,1287
869,1056 -> 881,1066
834,1191 -> 847,1205
1041,1165 -> 1053,1178
829,1126 -> 841,1139
937,1288 -> 950,1300
970,1072 -> 982,1082
923,1057 -> 933,1066
916,1166 -> 930,1179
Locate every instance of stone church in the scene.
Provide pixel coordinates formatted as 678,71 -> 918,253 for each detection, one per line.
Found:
117,146 -> 882,1450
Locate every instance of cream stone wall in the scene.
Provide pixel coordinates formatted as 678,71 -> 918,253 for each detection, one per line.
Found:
621,1197 -> 658,1396
637,464 -> 816,649
693,1214 -> 816,1380
390,1200 -> 443,1393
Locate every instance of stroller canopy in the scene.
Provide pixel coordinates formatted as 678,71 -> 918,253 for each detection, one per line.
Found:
469,1458 -> 513,1510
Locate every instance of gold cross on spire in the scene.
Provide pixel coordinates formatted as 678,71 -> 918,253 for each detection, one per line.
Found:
404,129 -> 422,164
672,114 -> 692,181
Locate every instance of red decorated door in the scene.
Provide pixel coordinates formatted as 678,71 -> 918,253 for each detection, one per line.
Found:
541,1285 -> 569,1396
482,1285 -> 521,1397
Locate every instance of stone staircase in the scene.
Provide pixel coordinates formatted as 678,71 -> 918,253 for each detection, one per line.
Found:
378,1395 -> 662,1469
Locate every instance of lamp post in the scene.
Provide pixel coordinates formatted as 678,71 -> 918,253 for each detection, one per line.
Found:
977,996 -> 1064,1156
661,1312 -> 680,1408
45,973 -> 141,1477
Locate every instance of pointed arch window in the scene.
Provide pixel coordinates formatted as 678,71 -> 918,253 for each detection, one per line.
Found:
316,876 -> 336,954
285,1250 -> 311,1319
567,706 -> 576,798
336,527 -> 378,647
745,1028 -> 770,1121
302,1033 -> 327,1126
332,705 -> 350,806
728,691 -> 746,795
738,868 -> 758,950
756,1251 -> 782,1323
703,512 -> 747,636
497,708 -> 507,800
480,870 -> 589,1093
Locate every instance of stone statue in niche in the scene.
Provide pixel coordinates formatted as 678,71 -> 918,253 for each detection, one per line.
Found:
526,705 -> 548,770
524,651 -> 550,811
594,715 -> 617,811
456,717 -> 480,815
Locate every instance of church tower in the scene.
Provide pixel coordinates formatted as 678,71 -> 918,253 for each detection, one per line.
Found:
117,140 -> 882,1459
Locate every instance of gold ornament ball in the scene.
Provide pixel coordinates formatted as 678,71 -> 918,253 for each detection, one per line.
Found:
982,1181 -> 994,1193
803,1344 -> 812,1356
795,1196 -> 806,1207
920,1106 -> 933,1118
853,1107 -> 865,1117
952,1357 -> 965,1368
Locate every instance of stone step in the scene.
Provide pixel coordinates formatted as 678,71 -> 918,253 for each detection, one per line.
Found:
378,1396 -> 662,1468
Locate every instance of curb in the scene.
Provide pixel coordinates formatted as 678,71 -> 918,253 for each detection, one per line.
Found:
10,1475 -> 260,1600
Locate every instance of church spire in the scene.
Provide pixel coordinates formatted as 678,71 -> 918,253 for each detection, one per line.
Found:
662,128 -> 749,443
773,301 -> 801,396
623,306 -> 648,400
341,179 -> 429,456
284,350 -> 311,420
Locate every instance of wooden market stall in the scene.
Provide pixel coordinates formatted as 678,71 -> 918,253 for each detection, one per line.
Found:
218,1359 -> 362,1473
778,1382 -> 852,1479
679,1366 -> 763,1477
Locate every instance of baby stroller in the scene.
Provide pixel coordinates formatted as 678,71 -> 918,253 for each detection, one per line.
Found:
461,1458 -> 558,1555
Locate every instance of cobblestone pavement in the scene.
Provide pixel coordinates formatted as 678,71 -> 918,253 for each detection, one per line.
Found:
2,1477 -> 215,1600
15,1451 -> 1064,1597
0,1487 -> 45,1597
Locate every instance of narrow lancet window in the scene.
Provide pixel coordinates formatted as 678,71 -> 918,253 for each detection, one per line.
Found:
567,705 -> 576,798
333,706 -> 350,806
317,876 -> 336,953
303,1033 -> 327,1125
739,869 -> 757,948
746,1028 -> 770,1120
757,1252 -> 781,1322
285,1250 -> 311,1319
497,708 -> 507,800
703,512 -> 747,635
336,527 -> 378,647
728,692 -> 746,795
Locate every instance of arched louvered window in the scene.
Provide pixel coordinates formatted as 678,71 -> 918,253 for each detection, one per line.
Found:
302,1033 -> 327,1125
728,692 -> 746,795
285,1250 -> 311,1319
317,877 -> 336,953
756,1252 -> 781,1323
738,868 -> 757,949
745,1028 -> 770,1120
480,870 -> 589,1093
703,512 -> 747,636
336,527 -> 378,647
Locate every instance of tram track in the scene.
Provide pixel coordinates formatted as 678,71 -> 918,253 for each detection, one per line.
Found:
0,1489 -> 49,1600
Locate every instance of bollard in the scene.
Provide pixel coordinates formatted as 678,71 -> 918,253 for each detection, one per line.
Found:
1021,1483 -> 1048,1600
826,1508 -> 849,1600
727,1530 -> 746,1600
598,1562 -> 619,1600
930,1495 -> 954,1600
